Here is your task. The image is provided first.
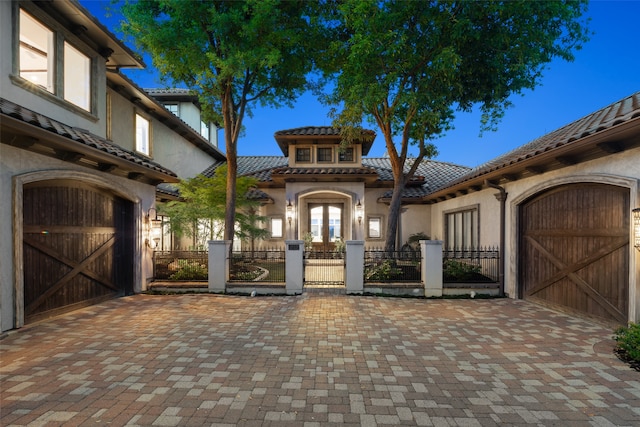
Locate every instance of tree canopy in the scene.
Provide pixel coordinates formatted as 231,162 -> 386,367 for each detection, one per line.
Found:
323,0 -> 590,250
121,0 -> 329,242
159,166 -> 267,249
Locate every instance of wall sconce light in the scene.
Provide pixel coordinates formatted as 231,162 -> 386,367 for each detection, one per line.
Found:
286,200 -> 294,225
633,208 -> 640,251
145,207 -> 162,249
356,200 -> 363,225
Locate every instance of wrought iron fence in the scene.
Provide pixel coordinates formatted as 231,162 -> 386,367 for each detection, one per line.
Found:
304,250 -> 345,285
153,250 -> 208,281
364,248 -> 422,283
229,249 -> 286,282
443,247 -> 500,283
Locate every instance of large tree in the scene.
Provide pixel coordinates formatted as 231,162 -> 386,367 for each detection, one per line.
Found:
324,0 -> 590,251
121,0 -> 328,242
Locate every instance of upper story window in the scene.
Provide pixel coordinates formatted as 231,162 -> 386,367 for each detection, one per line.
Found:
18,8 -> 93,112
164,103 -> 179,116
339,147 -> 355,162
444,206 -> 478,250
135,114 -> 151,156
201,120 -> 210,140
64,42 -> 91,110
19,9 -> 54,93
296,147 -> 311,162
317,147 -> 333,163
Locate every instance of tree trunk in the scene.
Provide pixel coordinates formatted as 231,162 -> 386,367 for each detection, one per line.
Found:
384,171 -> 405,252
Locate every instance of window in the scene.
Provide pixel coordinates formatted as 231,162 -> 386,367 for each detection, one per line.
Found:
19,9 -> 54,93
18,8 -> 93,111
444,207 -> 478,250
64,42 -> 91,110
135,114 -> 150,155
339,148 -> 354,162
164,103 -> 179,115
296,147 -> 311,162
271,218 -> 283,238
317,147 -> 333,162
368,217 -> 382,239
201,120 -> 210,140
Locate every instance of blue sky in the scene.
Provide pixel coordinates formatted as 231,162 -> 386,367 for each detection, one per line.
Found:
82,0 -> 640,167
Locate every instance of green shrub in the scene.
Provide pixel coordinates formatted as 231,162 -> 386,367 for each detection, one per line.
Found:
443,260 -> 481,281
169,263 -> 208,280
365,260 -> 402,281
614,323 -> 640,368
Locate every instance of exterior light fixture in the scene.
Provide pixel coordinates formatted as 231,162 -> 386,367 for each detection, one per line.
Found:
286,200 -> 294,225
146,207 -> 162,249
355,200 -> 363,225
633,208 -> 640,251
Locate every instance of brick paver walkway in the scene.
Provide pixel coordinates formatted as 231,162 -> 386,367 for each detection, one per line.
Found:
1,294 -> 638,426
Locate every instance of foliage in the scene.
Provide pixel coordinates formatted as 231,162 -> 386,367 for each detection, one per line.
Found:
120,0 -> 330,241
168,260 -> 208,281
321,0 -> 591,251
443,260 -> 481,281
614,323 -> 640,369
303,232 -> 314,251
365,260 -> 402,281
334,237 -> 346,253
159,165 -> 265,245
407,232 -> 430,249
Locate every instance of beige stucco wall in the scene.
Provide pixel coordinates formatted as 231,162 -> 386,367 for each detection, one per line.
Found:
430,146 -> 640,322
109,89 -> 217,179
0,144 -> 156,332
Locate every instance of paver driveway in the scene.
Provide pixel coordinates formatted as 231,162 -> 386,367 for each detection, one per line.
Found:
1,294 -> 639,426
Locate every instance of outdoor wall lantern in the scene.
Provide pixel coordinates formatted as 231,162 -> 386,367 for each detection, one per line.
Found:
286,200 -> 294,225
145,207 -> 162,249
356,200 -> 363,225
633,208 -> 640,251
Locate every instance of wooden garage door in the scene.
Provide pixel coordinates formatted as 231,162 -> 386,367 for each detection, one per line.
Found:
519,183 -> 629,324
23,182 -> 133,324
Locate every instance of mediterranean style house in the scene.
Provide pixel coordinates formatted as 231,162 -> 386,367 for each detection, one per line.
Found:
1,1 -> 638,330
203,92 -> 640,325
0,0 -> 223,331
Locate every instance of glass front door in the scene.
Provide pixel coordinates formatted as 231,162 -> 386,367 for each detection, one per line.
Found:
309,203 -> 343,252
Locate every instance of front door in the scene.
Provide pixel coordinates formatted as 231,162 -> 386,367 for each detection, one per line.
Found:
309,203 -> 343,253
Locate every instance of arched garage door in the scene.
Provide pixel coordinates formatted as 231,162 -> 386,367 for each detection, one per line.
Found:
519,183 -> 629,324
23,181 -> 134,324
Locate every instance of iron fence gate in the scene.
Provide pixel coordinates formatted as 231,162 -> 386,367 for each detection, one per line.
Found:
304,251 -> 345,287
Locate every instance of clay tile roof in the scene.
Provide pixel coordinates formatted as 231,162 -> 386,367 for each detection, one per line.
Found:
1,97 -> 177,179
274,126 -> 376,155
271,166 -> 379,176
430,91 -> 640,193
144,88 -> 194,96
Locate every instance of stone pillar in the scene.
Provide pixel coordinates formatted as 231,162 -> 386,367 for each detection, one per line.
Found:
421,240 -> 443,297
208,240 -> 230,293
285,240 -> 304,295
345,240 -> 364,294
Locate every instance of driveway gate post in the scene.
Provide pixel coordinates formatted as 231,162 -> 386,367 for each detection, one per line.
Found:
345,240 -> 364,294
285,240 -> 304,295
421,240 -> 443,297
208,240 -> 230,293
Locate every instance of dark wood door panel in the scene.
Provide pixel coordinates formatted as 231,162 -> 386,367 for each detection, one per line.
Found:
519,183 -> 629,324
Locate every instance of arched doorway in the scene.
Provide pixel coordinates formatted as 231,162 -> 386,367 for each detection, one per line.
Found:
518,183 -> 629,324
22,180 -> 134,324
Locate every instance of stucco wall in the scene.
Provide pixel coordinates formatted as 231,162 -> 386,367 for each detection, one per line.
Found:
0,144 -> 156,332
109,89 -> 218,179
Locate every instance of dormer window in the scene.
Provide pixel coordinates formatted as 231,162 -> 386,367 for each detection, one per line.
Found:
339,147 -> 354,162
296,147 -> 311,162
164,103 -> 179,116
317,147 -> 332,163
